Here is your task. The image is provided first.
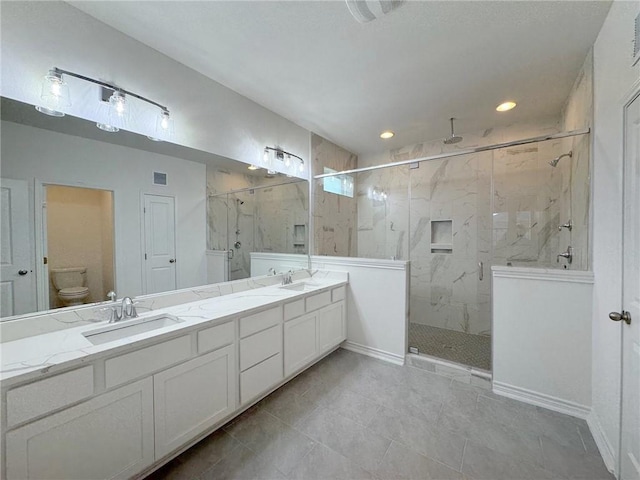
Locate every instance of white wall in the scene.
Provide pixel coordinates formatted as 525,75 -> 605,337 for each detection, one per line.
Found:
1,120 -> 206,298
591,0 -> 640,472
0,1 -> 310,179
492,267 -> 593,418
252,253 -> 409,365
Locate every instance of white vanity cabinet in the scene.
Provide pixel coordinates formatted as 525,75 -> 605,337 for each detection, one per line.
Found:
1,280 -> 349,480
5,378 -> 154,480
154,344 -> 237,458
318,301 -> 346,353
284,312 -> 318,376
283,296 -> 346,376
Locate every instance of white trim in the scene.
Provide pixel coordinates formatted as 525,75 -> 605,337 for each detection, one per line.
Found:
491,266 -> 594,284
587,412 -> 617,475
341,341 -> 405,366
312,255 -> 410,271
407,353 -> 492,380
492,381 -> 591,419
250,252 -> 411,271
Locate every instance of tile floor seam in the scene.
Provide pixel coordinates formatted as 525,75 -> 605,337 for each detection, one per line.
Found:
576,424 -> 588,452
459,438 -> 468,473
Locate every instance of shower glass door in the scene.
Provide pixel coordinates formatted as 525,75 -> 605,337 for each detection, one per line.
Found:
408,151 -> 492,371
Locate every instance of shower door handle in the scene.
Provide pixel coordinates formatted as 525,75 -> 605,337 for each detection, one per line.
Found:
478,262 -> 484,281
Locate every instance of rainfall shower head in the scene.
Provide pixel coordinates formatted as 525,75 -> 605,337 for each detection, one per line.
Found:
549,151 -> 573,167
443,118 -> 463,145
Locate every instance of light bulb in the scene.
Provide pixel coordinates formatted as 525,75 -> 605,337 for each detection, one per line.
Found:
299,160 -> 304,173
155,110 -> 173,140
247,165 -> 259,170
37,69 -> 70,116
284,155 -> 291,168
263,149 -> 270,167
109,91 -> 126,117
96,123 -> 119,133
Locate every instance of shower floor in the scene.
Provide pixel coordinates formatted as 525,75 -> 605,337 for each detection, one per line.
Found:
409,323 -> 492,371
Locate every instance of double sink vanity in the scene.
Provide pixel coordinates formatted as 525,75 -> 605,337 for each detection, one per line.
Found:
0,270 -> 348,480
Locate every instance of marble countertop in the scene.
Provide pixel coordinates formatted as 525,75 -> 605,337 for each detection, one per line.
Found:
0,271 -> 347,387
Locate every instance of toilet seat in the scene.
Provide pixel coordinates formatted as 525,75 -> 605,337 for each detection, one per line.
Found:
59,286 -> 89,297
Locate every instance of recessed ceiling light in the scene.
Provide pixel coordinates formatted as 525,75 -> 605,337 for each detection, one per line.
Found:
380,131 -> 394,139
247,165 -> 259,170
496,101 -> 517,112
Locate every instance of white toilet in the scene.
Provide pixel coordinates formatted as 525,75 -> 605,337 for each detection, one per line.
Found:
51,267 -> 90,306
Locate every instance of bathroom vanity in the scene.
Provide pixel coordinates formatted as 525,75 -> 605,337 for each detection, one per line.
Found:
0,271 -> 347,479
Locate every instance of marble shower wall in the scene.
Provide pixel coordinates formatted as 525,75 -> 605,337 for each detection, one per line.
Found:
356,118 -> 590,336
207,167 -> 309,280
210,186 -> 310,280
312,133 -> 358,257
559,51 -> 592,271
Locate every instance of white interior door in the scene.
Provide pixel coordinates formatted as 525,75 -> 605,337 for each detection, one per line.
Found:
143,194 -> 177,294
619,91 -> 640,480
0,178 -> 36,317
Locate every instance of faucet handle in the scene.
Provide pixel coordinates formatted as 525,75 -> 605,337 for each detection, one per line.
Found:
107,291 -> 117,302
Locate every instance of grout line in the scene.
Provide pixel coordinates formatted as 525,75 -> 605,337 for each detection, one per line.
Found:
576,424 -> 588,452
459,438 -> 468,473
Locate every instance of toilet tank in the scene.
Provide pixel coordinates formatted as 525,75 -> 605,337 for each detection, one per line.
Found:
51,267 -> 87,290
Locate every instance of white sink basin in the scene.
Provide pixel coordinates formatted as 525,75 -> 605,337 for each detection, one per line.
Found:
83,314 -> 184,345
279,281 -> 322,291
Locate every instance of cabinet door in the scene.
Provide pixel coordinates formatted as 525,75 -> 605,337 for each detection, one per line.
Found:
5,378 -> 154,480
284,312 -> 318,376
318,301 -> 346,353
154,345 -> 237,459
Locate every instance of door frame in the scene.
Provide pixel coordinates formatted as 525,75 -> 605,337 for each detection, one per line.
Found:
140,192 -> 178,295
35,179 -> 117,311
618,80 -> 640,479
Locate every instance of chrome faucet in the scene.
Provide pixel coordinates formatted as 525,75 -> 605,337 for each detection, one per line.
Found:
557,246 -> 573,264
121,297 -> 138,320
268,268 -> 276,276
282,270 -> 294,285
108,296 -> 138,323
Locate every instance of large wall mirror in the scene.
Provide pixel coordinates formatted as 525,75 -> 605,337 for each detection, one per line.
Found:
0,97 -> 310,319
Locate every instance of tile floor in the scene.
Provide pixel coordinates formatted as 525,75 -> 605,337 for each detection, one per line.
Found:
146,348 -> 613,480
409,323 -> 492,371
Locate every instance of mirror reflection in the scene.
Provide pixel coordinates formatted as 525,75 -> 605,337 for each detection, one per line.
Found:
0,97 -> 309,319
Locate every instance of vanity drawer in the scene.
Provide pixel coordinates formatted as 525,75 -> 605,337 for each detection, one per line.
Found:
198,321 -> 235,354
240,353 -> 283,404
284,299 -> 305,321
239,306 -> 282,338
306,291 -> 331,312
240,324 -> 282,371
7,366 -> 94,427
105,335 -> 191,388
332,286 -> 346,302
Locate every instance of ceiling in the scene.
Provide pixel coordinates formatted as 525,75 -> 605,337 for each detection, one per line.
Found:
68,1 -> 611,156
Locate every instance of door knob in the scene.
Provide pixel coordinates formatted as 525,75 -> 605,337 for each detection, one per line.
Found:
609,310 -> 631,325
169,259 -> 176,263
18,270 -> 28,275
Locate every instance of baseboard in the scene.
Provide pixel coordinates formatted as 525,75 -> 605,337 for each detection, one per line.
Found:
492,381 -> 591,419
586,412 -> 617,475
342,341 -> 405,366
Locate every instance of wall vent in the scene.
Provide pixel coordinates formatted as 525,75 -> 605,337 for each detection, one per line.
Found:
153,171 -> 168,186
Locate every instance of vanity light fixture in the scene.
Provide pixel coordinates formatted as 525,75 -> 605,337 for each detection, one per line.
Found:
35,67 -> 173,141
262,146 -> 305,175
496,101 -> 517,112
380,130 -> 394,139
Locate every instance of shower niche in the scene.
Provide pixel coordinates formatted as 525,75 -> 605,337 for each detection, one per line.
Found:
430,220 -> 453,254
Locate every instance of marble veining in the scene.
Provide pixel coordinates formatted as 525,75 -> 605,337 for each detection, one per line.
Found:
0,270 -> 347,385
354,119 -> 589,341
